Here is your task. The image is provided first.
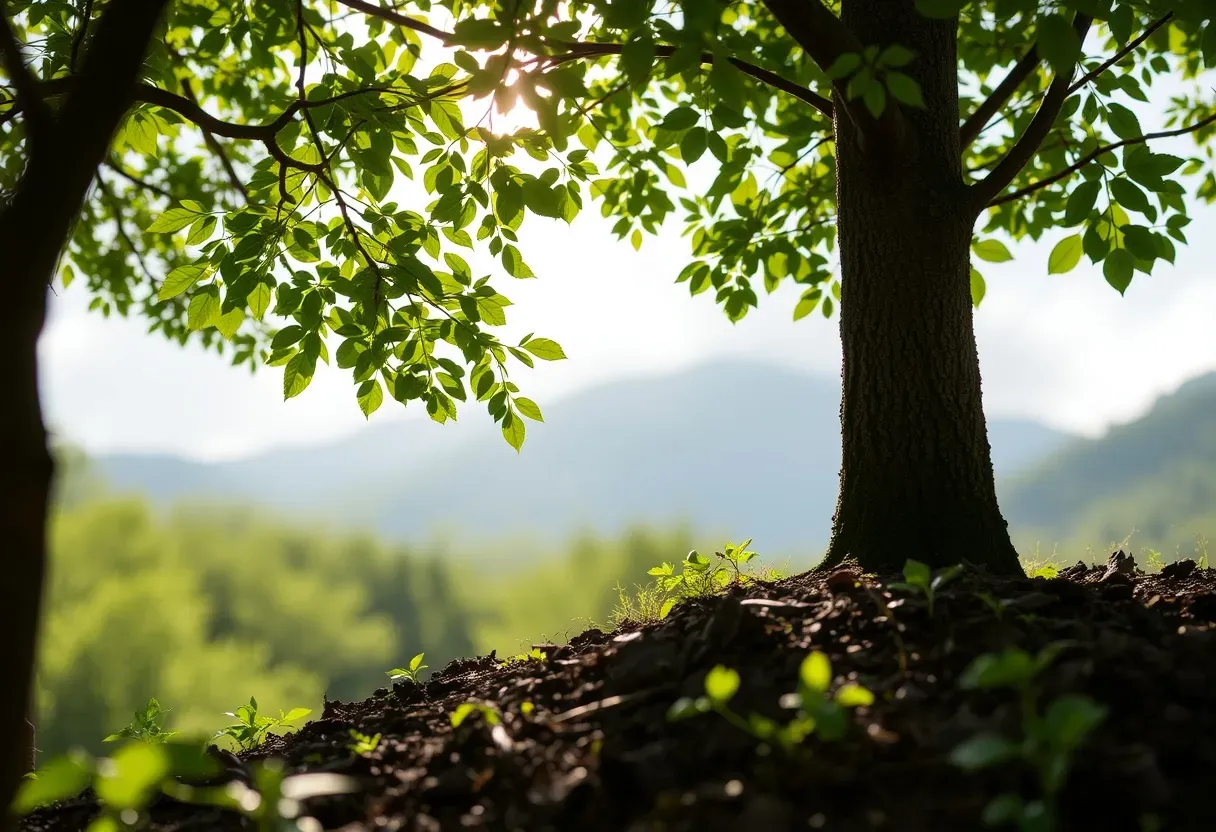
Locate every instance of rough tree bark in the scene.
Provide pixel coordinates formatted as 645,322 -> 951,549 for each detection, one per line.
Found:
0,0 -> 169,824
818,0 -> 1023,575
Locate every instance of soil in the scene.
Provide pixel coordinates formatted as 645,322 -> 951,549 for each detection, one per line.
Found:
20,554 -> 1216,832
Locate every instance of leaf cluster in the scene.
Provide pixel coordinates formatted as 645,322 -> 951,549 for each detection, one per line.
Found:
214,697 -> 312,752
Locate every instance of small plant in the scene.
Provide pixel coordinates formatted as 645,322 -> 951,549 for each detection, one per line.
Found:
950,643 -> 1107,830
1195,533 -> 1210,570
104,698 -> 178,744
889,559 -> 962,616
500,647 -> 547,666
215,698 -> 312,752
347,730 -> 381,756
613,538 -> 780,626
449,701 -> 502,728
386,653 -> 428,684
668,652 -> 873,754
1145,548 -> 1165,572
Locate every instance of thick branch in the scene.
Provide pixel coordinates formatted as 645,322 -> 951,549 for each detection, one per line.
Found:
969,14 -> 1093,212
988,111 -> 1216,208
0,9 -> 49,137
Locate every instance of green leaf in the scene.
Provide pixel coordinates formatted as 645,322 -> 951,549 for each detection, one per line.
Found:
1063,180 -> 1101,226
959,648 -> 1036,691
158,265 -> 208,301
1047,234 -> 1083,274
1036,13 -> 1082,74
283,353 -> 314,400
280,707 -> 311,724
522,337 -> 566,361
879,45 -> 916,67
704,666 -> 740,704
902,559 -> 931,587
620,34 -> 655,87
1109,178 -> 1151,216
800,651 -> 832,695
969,267 -> 985,307
826,52 -> 861,80
1103,247 -> 1134,293
885,72 -> 924,107
661,107 -> 700,132
834,683 -> 875,708
357,380 -> 383,417
1042,695 -> 1106,751
145,208 -> 197,234
215,307 -> 244,339
502,411 -> 525,451
515,396 -> 543,421
248,281 -> 272,320
793,288 -> 820,321
949,733 -> 1020,771
681,127 -> 708,164
972,239 -> 1012,263
186,287 -> 221,331
95,742 -> 169,810
13,753 -> 93,814
1106,103 -> 1142,140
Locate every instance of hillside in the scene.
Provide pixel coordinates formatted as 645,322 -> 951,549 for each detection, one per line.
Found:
1003,372 -> 1216,558
93,361 -> 1072,556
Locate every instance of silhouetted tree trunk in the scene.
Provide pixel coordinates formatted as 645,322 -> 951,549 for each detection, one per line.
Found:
0,0 -> 169,824
818,0 -> 1022,575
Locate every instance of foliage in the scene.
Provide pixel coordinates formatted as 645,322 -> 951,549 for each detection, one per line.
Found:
14,741 -> 355,832
888,559 -> 962,617
951,643 -> 1107,830
449,701 -> 502,728
5,0 -> 1215,455
615,538 -> 780,624
386,654 -> 428,684
347,730 -> 381,756
103,699 -> 178,745
668,652 -> 873,754
214,698 -> 312,752
36,494 -> 474,758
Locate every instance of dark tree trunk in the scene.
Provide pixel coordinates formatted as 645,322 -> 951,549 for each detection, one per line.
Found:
820,0 -> 1021,575
0,1 -> 169,824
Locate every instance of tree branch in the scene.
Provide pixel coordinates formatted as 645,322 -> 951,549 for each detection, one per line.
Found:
987,110 -> 1216,208
180,78 -> 248,203
105,158 -> 174,199
334,0 -> 450,43
760,0 -> 899,150
551,42 -> 832,117
0,8 -> 50,138
968,14 -> 1093,212
960,45 -> 1042,151
1067,13 -> 1172,96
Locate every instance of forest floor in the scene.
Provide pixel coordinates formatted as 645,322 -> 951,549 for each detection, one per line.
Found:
21,553 -> 1216,832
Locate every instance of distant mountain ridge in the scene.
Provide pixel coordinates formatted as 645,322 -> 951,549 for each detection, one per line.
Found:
93,361 -> 1076,554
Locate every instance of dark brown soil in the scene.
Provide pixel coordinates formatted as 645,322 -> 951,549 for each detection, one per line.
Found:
21,555 -> 1216,832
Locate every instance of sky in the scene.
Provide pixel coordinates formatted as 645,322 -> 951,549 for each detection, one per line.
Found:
34,20 -> 1216,462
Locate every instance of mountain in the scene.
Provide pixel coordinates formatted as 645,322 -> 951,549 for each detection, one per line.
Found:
93,361 -> 1073,555
1001,372 -> 1216,559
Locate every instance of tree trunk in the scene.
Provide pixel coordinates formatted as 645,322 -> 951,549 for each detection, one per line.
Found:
0,2 -> 169,824
820,0 -> 1022,576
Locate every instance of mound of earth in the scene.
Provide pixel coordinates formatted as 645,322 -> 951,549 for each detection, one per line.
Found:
21,555 -> 1216,832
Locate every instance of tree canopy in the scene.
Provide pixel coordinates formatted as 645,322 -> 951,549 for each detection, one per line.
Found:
3,0 -> 1215,452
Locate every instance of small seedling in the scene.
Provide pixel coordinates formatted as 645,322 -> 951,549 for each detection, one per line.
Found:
668,652 -> 873,754
950,643 -> 1106,830
104,698 -> 178,744
215,698 -> 312,752
347,730 -> 381,756
386,653 -> 428,684
500,647 -> 547,666
889,559 -> 962,616
1145,549 -> 1165,572
449,701 -> 502,728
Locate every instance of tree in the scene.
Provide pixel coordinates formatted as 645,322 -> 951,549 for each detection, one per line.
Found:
3,0 -> 1216,819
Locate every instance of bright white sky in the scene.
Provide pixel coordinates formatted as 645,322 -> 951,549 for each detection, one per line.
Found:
35,23 -> 1216,462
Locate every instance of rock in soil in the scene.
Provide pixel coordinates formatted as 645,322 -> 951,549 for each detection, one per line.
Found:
20,563 -> 1216,832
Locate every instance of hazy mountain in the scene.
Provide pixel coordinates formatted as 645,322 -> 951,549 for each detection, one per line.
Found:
1002,372 -> 1216,558
94,361 -> 1074,554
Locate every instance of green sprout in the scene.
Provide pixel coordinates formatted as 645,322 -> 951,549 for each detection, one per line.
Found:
214,698 -> 312,752
386,653 -> 428,684
950,643 -> 1107,830
668,652 -> 874,754
347,730 -> 381,756
103,698 -> 178,744
889,559 -> 962,617
449,701 -> 502,728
